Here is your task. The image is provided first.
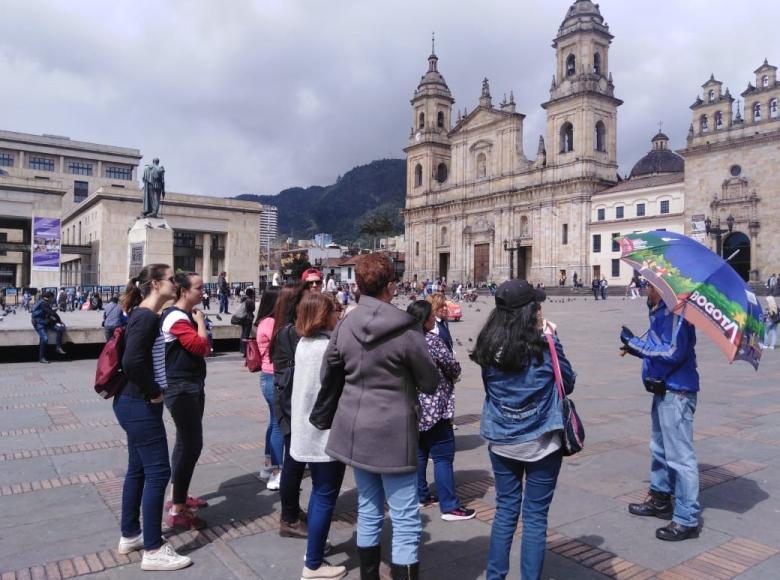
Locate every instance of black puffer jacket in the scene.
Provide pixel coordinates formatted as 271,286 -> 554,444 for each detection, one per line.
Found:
271,323 -> 300,437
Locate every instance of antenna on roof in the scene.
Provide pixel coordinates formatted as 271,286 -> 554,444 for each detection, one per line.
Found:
431,31 -> 435,54
658,120 -> 663,133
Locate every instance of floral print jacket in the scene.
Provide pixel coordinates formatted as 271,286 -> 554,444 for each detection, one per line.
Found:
418,332 -> 461,432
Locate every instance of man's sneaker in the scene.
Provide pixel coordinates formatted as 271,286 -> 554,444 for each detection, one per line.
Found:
117,533 -> 144,555
55,347 -> 66,355
39,358 -> 50,364
300,560 -> 347,579
165,509 -> 207,530
628,490 -> 673,520
419,494 -> 439,508
280,519 -> 308,539
441,507 -> 477,521
267,471 -> 281,490
656,521 -> 700,542
140,543 -> 192,571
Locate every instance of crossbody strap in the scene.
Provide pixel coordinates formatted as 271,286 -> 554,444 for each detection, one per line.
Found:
544,333 -> 565,401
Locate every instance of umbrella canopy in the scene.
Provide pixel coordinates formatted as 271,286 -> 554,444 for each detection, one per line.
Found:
617,231 -> 764,369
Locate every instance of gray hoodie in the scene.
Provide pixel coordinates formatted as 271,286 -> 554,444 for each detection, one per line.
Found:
317,295 -> 438,474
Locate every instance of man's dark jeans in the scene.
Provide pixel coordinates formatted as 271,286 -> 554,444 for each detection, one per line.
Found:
113,394 -> 171,551
164,382 -> 205,505
219,294 -> 229,314
35,322 -> 64,360
305,461 -> 346,569
281,433 -> 307,523
417,419 -> 459,513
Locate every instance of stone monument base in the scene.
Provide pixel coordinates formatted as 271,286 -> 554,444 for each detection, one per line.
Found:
127,217 -> 174,278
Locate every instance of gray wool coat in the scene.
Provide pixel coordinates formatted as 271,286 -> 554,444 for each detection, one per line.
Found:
315,295 -> 438,474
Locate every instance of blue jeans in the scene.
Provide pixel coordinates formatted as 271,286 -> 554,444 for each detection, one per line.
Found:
35,323 -> 64,360
219,293 -> 229,313
487,449 -> 562,580
650,391 -> 700,528
417,419 -> 459,513
261,372 -> 284,467
353,468 -> 421,565
305,461 -> 346,569
113,394 -> 171,551
764,322 -> 778,348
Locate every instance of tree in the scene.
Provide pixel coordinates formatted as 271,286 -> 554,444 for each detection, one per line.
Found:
360,213 -> 394,250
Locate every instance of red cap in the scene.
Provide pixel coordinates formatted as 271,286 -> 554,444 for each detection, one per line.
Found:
302,268 -> 322,282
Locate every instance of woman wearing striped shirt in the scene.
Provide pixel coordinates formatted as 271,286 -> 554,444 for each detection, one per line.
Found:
114,264 -> 192,571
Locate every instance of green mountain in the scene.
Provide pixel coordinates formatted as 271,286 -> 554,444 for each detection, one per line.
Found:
235,159 -> 406,245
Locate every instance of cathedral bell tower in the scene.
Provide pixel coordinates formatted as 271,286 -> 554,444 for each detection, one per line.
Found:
542,0 -> 622,174
404,37 -> 454,202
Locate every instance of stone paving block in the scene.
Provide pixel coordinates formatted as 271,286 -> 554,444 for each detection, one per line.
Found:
37,426 -> 124,449
48,448 -> 126,479
0,408 -> 52,431
0,458 -> 59,487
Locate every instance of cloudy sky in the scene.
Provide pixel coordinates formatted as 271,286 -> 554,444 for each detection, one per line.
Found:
1,0 -> 778,197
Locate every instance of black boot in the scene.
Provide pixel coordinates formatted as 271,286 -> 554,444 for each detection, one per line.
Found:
628,489 -> 673,519
358,545 -> 381,580
390,562 -> 419,580
656,521 -> 700,541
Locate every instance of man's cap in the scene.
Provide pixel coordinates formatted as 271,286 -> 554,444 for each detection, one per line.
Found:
495,279 -> 546,311
302,268 -> 322,282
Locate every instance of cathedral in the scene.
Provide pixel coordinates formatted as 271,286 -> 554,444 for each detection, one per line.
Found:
403,0 -> 780,286
403,0 -> 621,285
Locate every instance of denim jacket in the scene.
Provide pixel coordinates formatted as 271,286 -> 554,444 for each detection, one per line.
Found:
480,335 -> 576,445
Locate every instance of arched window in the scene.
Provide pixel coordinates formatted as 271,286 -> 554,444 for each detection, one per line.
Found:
436,162 -> 448,183
700,114 -> 709,132
762,75 -> 769,87
715,111 -> 723,129
770,98 -> 778,118
440,226 -> 448,245
565,54 -> 576,77
415,241 -> 420,256
476,153 -> 487,178
437,111 -> 445,128
753,102 -> 762,121
418,112 -> 425,129
560,122 -> 574,152
708,89 -> 715,103
593,53 -> 601,75
520,215 -> 529,237
414,163 -> 423,187
594,121 -> 606,152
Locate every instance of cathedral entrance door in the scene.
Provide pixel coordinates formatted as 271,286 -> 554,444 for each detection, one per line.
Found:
439,253 -> 449,281
723,231 -> 751,281
473,243 -> 490,283
517,247 -> 530,281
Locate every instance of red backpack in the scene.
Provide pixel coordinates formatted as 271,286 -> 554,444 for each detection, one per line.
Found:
94,326 -> 127,399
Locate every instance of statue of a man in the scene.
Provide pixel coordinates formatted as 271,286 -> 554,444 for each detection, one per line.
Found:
141,158 -> 165,218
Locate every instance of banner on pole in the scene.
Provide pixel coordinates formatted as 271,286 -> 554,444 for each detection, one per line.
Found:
32,217 -> 61,272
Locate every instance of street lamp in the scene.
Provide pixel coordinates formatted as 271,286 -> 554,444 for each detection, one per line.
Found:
503,239 -> 522,279
704,214 -> 734,257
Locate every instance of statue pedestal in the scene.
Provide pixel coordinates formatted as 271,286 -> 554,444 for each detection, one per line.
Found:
128,217 -> 174,278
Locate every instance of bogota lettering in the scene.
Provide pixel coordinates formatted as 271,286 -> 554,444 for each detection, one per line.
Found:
690,290 -> 739,344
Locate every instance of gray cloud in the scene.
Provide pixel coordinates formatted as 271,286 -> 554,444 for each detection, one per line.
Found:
1,0 -> 778,196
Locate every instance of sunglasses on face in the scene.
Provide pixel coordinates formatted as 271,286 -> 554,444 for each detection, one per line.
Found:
306,280 -> 323,287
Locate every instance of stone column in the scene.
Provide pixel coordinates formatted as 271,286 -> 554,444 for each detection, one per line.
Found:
202,233 -> 212,282
127,217 -> 174,279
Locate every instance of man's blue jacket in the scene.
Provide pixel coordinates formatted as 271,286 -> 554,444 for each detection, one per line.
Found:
628,300 -> 700,392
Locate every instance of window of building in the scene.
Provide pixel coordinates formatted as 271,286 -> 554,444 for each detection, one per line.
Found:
660,200 -> 670,214
565,54 -> 576,76
211,257 -> 219,277
68,161 -> 92,176
0,152 -> 13,167
562,223 -> 568,245
415,241 -> 420,256
74,180 -> 88,203
700,114 -> 708,132
440,226 -> 448,245
560,122 -> 574,153
595,121 -> 606,152
418,112 -> 425,129
762,74 -> 769,87
476,152 -> 487,178
436,162 -> 448,183
708,89 -> 715,103
636,203 -> 646,217
105,165 -> 132,180
175,256 -> 196,272
0,232 -> 6,256
437,111 -> 445,128
715,111 -> 723,129
611,233 -> 620,252
414,164 -> 422,187
592,234 -> 601,253
615,206 -> 624,219
754,102 -> 762,121
174,231 -> 197,247
29,157 -> 54,171
347,266 -> 353,280
597,207 -> 605,221
611,258 -> 620,277
770,98 -> 778,118
593,52 -> 601,75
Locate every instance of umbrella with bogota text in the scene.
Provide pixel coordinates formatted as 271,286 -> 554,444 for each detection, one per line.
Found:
617,230 -> 764,370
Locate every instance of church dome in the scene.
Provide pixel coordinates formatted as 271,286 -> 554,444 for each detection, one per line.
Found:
562,0 -> 604,26
415,52 -> 452,96
630,132 -> 684,178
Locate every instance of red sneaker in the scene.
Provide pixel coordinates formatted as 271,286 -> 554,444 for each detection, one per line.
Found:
165,509 -> 207,530
164,496 -> 209,511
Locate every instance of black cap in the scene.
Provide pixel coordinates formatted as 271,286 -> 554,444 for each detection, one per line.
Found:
495,279 -> 546,311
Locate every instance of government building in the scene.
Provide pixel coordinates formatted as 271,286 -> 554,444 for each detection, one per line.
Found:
403,0 -> 780,286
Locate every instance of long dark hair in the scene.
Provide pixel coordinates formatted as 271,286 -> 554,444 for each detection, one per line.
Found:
121,263 -> 170,314
254,287 -> 280,326
269,285 -> 299,357
469,302 -> 546,372
406,300 -> 432,328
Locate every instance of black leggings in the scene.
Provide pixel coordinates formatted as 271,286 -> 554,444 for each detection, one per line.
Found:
281,433 -> 307,523
165,387 -> 205,504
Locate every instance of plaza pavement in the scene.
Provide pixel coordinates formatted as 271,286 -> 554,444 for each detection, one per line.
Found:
0,294 -> 779,579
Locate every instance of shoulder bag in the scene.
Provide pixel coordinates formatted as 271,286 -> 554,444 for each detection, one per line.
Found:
545,333 -> 585,456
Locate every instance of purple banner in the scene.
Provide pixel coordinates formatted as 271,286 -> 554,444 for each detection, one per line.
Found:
32,217 -> 61,271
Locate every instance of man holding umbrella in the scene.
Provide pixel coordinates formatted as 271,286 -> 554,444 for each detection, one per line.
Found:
620,284 -> 701,542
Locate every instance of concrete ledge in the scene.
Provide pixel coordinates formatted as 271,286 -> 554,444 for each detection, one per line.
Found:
0,324 -> 241,347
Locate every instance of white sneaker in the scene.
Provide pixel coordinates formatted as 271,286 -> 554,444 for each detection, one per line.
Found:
140,543 -> 192,571
259,466 -> 273,480
118,533 -> 144,555
267,471 -> 281,490
300,561 -> 347,579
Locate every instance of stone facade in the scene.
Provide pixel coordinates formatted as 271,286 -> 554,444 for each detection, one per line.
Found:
404,0 -> 621,285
